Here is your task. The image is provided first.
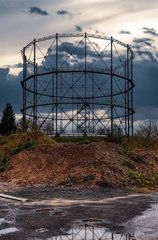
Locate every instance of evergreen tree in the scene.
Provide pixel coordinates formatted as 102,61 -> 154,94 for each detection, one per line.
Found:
0,103 -> 16,135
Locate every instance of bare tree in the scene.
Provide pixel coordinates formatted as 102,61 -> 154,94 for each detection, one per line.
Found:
136,121 -> 158,139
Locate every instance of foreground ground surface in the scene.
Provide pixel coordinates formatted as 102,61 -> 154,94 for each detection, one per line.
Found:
0,185 -> 158,239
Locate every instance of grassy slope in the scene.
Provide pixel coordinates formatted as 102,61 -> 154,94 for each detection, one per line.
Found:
0,132 -> 55,171
0,133 -> 158,188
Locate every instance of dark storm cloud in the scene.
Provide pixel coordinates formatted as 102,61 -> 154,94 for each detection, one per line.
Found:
142,27 -> 158,37
135,107 -> 158,121
133,38 -> 154,47
132,34 -> 158,120
75,25 -> 82,32
29,6 -> 49,16
56,41 -> 104,61
0,67 -> 9,77
136,50 -> 157,62
119,30 -> 131,35
132,37 -> 157,62
14,63 -> 23,68
0,68 -> 22,113
134,61 -> 158,120
5,63 -> 23,68
56,10 -> 72,17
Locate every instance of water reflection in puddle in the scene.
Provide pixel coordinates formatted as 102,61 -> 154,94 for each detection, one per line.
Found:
45,223 -> 136,240
125,203 -> 158,239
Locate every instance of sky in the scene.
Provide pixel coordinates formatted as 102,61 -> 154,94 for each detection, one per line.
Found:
0,0 -> 158,122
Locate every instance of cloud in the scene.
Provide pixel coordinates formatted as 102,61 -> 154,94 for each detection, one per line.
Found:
0,67 -> 9,77
136,50 -> 158,62
56,10 -> 72,17
75,25 -> 82,32
119,30 -> 131,35
135,107 -> 158,121
4,63 -> 23,68
132,37 -> 158,62
134,60 -> 158,120
142,27 -> 158,37
133,37 -> 154,47
29,6 -> 49,16
0,67 -> 22,113
14,63 -> 23,68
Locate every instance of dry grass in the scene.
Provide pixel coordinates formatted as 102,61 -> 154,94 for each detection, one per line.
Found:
0,132 -> 55,171
121,135 -> 158,151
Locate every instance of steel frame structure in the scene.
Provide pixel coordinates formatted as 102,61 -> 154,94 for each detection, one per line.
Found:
21,33 -> 134,136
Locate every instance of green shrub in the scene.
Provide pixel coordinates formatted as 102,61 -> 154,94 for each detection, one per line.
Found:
0,156 -> 9,172
128,170 -> 158,187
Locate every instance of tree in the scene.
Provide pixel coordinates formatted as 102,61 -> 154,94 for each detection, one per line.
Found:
136,121 -> 158,139
0,103 -> 16,135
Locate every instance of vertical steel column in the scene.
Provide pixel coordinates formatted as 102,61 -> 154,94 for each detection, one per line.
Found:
84,32 -> 87,136
72,72 -> 74,134
110,37 -> 114,136
131,50 -> 134,136
127,45 -> 130,136
124,60 -> 127,135
55,33 -> 58,136
92,73 -> 95,134
60,73 -> 63,134
35,63 -> 37,121
52,74 -> 54,135
22,49 -> 26,131
33,39 -> 37,129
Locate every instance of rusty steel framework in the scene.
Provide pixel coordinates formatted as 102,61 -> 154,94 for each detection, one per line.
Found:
21,33 -> 134,136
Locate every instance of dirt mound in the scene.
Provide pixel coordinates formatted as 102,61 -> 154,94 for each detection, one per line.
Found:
1,141 -> 158,188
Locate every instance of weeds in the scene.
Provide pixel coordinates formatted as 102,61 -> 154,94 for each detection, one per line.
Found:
0,131 -> 55,171
123,159 -> 136,170
0,156 -> 9,172
128,170 -> 158,187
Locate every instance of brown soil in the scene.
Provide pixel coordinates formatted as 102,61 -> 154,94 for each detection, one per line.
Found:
1,141 -> 158,188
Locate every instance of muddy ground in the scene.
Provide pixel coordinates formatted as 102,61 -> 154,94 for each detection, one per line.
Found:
0,186 -> 158,239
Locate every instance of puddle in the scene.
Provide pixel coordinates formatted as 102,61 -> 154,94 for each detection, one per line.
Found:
1,192 -> 158,239
63,224 -> 135,240
0,218 -> 5,225
125,203 -> 158,239
30,223 -> 136,240
5,207 -> 19,224
0,227 -> 20,236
